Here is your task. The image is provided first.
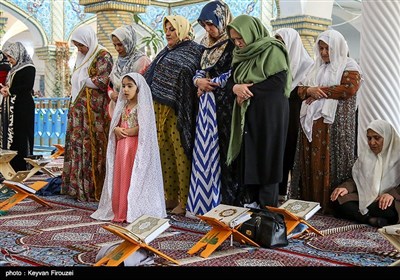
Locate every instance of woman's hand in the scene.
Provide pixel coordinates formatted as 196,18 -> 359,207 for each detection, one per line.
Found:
307,86 -> 328,100
377,193 -> 394,210
195,78 -> 219,95
330,187 -> 348,201
233,83 -> 254,100
0,85 -> 10,97
236,96 -> 246,106
305,96 -> 317,105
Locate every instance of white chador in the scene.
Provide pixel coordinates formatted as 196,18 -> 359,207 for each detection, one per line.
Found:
91,73 -> 166,222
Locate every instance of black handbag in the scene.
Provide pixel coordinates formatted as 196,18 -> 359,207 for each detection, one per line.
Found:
239,207 -> 288,248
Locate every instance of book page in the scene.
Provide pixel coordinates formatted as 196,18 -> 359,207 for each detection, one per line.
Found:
2,180 -> 37,194
106,224 -> 141,242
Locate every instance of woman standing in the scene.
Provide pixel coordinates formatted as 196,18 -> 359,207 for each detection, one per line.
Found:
108,24 -> 151,117
0,42 -> 35,172
61,25 -> 113,202
274,28 -> 314,201
144,15 -> 203,215
295,29 -> 363,213
187,0 -> 237,216
226,15 -> 291,208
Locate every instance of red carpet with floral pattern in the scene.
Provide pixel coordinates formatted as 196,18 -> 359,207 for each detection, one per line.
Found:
0,194 -> 398,269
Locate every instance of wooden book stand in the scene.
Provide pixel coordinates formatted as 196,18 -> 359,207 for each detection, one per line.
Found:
51,144 -> 65,159
266,206 -> 323,237
10,171 -> 31,183
0,150 -> 17,179
94,225 -> 179,266
0,171 -> 31,193
187,216 -> 260,258
0,181 -> 51,211
24,158 -> 57,179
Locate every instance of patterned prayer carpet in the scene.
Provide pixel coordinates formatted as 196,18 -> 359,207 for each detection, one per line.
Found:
0,193 -> 399,270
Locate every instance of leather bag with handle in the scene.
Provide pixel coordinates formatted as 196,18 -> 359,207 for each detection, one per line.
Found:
238,207 -> 288,248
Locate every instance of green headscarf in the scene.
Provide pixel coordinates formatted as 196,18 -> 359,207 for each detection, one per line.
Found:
227,14 -> 291,90
226,15 -> 291,165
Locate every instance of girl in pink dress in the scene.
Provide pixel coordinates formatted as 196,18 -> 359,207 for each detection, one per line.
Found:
111,74 -> 139,221
91,73 -> 166,223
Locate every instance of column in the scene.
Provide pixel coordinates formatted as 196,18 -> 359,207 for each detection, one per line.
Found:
270,0 -> 334,55
358,0 -> 400,151
0,10 -> 7,40
35,46 -> 57,97
260,0 -> 274,33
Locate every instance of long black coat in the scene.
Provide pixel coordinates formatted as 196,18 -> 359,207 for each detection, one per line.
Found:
1,66 -> 35,171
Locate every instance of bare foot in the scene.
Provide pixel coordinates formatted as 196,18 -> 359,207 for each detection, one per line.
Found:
166,200 -> 178,210
171,201 -> 185,215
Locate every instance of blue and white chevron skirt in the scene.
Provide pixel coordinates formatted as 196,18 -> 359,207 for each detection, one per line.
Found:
186,90 -> 221,215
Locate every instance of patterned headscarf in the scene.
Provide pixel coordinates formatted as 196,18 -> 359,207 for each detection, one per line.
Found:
198,0 -> 233,70
353,119 -> 400,215
163,15 -> 195,42
2,42 -> 34,86
109,24 -> 147,92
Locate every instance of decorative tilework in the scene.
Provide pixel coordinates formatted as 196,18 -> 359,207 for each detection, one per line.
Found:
64,0 -> 92,40
8,0 -> 52,41
7,0 -> 262,43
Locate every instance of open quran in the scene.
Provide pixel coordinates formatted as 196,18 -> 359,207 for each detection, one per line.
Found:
105,215 -> 170,244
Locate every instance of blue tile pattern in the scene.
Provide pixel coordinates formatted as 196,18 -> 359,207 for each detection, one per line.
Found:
8,0 -> 262,43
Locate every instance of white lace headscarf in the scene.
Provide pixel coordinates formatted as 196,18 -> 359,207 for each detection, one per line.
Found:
91,72 -> 166,222
353,119 -> 400,215
70,25 -> 104,102
274,28 -> 314,91
300,29 -> 362,142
